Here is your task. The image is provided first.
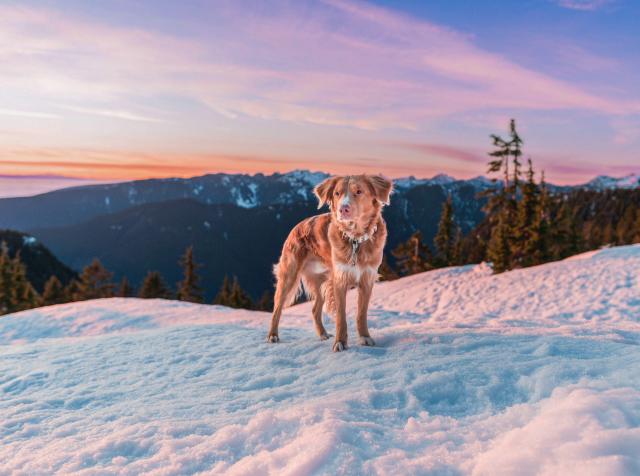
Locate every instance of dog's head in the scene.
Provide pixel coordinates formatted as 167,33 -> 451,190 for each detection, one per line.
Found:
314,174 -> 393,228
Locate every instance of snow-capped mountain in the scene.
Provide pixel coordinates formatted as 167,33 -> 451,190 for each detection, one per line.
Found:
582,173 -> 640,190
1,245 -> 639,474
0,170 -> 494,232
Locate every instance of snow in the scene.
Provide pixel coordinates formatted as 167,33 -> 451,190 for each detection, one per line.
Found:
583,173 -> 640,190
1,245 -> 640,474
283,170 -> 329,187
231,184 -> 258,209
21,235 -> 37,246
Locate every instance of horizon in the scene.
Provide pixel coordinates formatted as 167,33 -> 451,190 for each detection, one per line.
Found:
1,167 -> 638,199
1,0 -> 639,187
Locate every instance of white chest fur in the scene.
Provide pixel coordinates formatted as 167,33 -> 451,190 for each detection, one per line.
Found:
334,262 -> 378,283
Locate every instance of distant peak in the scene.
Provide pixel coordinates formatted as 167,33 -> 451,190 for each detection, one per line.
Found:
429,173 -> 456,184
583,173 -> 640,190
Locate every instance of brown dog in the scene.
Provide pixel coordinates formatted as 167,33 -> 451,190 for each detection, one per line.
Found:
267,174 -> 393,352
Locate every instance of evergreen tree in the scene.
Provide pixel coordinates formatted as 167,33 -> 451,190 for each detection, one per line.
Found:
392,231 -> 433,276
117,276 -> 134,297
434,195 -> 457,267
509,119 -> 524,199
139,271 -> 172,299
213,275 -> 232,305
42,275 -> 67,306
64,280 -> 80,303
256,290 -> 274,311
451,228 -> 464,266
531,171 -> 552,264
482,119 -> 527,272
514,159 -> 540,266
229,276 -> 253,309
176,246 -> 203,303
9,250 -> 40,312
74,258 -> 114,301
0,242 -> 13,314
487,213 -> 512,273
553,200 -> 581,260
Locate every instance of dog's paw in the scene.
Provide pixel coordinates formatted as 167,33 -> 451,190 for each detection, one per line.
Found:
358,336 -> 375,346
266,334 -> 280,343
332,341 -> 347,352
319,332 -> 333,341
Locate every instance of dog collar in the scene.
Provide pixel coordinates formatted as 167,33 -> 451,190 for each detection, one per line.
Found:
342,225 -> 377,244
342,225 -> 377,265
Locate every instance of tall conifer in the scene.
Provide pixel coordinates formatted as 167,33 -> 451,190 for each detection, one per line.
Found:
176,246 -> 203,303
434,195 -> 456,267
392,231 -> 433,276
139,271 -> 172,299
42,276 -> 67,306
74,258 -> 114,300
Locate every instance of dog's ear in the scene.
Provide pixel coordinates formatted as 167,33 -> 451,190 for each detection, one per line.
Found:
367,175 -> 393,206
314,176 -> 341,209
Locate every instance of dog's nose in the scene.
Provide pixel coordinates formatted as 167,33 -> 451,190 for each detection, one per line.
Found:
340,204 -> 351,215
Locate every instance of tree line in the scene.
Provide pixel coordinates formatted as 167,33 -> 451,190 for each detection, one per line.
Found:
0,245 -> 272,316
384,119 -> 640,278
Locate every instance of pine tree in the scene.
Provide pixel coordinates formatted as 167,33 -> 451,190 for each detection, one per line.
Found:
42,275 -> 67,306
139,271 -> 172,299
392,231 -> 433,276
0,242 -> 13,314
482,119 -> 527,272
451,228 -> 464,266
228,276 -> 253,309
117,276 -> 134,297
256,290 -> 274,311
74,258 -> 114,301
64,280 -> 80,303
434,195 -> 457,267
514,159 -> 540,266
176,246 -> 203,303
213,275 -> 232,305
7,250 -> 39,312
523,170 -> 552,265
487,213 -> 512,273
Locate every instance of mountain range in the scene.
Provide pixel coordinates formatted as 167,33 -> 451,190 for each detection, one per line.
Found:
0,170 -> 637,300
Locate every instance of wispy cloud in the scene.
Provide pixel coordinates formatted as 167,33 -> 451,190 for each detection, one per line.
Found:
0,108 -> 61,119
554,0 -> 615,11
0,1 -> 635,132
59,105 -> 166,123
384,141 -> 485,165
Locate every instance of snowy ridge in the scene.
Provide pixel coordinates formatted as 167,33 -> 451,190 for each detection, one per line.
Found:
1,246 -> 640,474
582,173 -> 640,190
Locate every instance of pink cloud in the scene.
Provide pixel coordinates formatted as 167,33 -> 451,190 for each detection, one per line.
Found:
0,1 -> 637,133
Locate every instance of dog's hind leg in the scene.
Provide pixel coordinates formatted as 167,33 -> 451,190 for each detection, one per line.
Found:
303,273 -> 331,341
267,251 -> 303,343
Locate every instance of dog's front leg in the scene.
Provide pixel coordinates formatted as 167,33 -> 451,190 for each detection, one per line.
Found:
332,277 -> 349,352
357,272 -> 376,346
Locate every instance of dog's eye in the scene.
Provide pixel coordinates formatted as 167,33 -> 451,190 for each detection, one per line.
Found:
356,190 -> 362,195
334,190 -> 340,196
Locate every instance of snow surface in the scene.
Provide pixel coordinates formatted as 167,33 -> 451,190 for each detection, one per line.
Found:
1,246 -> 640,475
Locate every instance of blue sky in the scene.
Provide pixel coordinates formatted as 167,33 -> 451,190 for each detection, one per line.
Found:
0,0 -> 638,188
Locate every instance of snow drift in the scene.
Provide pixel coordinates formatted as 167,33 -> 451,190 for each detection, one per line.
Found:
1,245 -> 640,475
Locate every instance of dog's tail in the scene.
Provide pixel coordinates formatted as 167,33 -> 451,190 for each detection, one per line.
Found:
272,261 -> 304,309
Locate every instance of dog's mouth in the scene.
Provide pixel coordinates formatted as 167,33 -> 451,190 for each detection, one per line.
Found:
337,212 -> 354,223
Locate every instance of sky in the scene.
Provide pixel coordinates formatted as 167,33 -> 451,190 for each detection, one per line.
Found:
1,0 -> 639,195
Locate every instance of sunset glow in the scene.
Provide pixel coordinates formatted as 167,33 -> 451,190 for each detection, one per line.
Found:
1,0 -> 639,187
